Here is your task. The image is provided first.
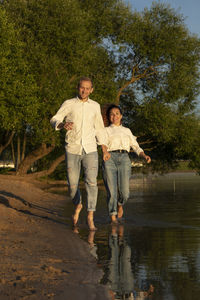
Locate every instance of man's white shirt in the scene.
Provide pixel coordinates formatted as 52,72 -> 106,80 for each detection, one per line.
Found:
50,97 -> 105,155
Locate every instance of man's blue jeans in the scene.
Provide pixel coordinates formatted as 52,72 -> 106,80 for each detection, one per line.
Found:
103,152 -> 131,216
65,150 -> 98,211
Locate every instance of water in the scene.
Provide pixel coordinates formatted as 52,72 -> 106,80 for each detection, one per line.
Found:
63,172 -> 200,300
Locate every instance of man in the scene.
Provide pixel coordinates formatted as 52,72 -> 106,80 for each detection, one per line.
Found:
50,77 -> 108,230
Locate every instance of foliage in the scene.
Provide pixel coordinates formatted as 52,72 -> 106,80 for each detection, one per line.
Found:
113,2 -> 200,172
1,0 -> 117,173
121,97 -> 200,172
0,0 -> 200,175
0,6 -> 38,133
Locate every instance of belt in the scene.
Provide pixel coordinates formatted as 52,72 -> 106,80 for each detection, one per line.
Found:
110,150 -> 128,153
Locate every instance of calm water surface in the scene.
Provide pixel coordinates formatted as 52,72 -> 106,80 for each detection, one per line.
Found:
64,172 -> 200,300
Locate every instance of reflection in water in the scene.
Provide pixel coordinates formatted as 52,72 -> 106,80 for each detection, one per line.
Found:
103,224 -> 154,300
107,224 -> 134,299
86,224 -> 154,299
64,173 -> 200,300
88,230 -> 98,259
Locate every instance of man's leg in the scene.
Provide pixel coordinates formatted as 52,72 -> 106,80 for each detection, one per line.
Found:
82,151 -> 98,230
65,151 -> 82,226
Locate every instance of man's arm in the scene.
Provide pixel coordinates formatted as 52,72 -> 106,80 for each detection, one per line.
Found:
102,145 -> 111,161
57,122 -> 73,130
50,100 -> 69,130
94,104 -> 111,160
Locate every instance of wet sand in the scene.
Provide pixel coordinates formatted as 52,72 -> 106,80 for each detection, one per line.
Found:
0,175 -> 110,300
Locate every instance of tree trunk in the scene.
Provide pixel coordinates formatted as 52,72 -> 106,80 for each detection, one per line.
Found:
27,153 -> 65,178
16,143 -> 55,176
11,140 -> 16,168
21,133 -> 27,161
101,103 -> 111,126
16,135 -> 21,170
0,131 -> 15,156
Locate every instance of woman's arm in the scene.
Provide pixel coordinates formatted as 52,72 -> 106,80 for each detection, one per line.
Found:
139,151 -> 151,163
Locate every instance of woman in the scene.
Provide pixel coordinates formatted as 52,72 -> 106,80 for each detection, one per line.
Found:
102,104 -> 151,224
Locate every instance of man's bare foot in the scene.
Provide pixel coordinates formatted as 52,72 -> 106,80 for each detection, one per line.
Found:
87,218 -> 97,231
72,226 -> 79,234
88,230 -> 95,245
72,203 -> 82,227
87,212 -> 97,231
117,205 -> 123,219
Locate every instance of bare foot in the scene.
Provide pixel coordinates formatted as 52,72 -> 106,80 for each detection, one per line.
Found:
111,215 -> 118,225
88,230 -> 95,245
72,226 -> 79,234
72,203 -> 82,226
87,212 -> 97,231
117,205 -> 123,219
87,218 -> 97,231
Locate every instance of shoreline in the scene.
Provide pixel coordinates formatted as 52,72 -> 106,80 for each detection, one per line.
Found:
0,175 -> 110,300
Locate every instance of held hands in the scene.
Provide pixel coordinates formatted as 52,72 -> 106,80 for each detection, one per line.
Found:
102,145 -> 111,161
103,151 -> 111,161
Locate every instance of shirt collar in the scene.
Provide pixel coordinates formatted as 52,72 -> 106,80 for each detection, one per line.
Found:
110,124 -> 122,128
76,96 -> 91,103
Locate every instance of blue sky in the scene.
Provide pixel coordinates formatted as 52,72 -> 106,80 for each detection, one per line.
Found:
125,0 -> 200,37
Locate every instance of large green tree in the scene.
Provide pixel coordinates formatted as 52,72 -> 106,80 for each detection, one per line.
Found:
1,0 -> 200,175
105,2 -> 200,171
0,6 -> 38,158
2,0 -> 117,175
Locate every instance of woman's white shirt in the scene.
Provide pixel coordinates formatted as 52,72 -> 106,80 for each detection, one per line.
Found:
104,124 -> 143,156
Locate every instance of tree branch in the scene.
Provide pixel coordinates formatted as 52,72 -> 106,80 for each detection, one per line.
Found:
27,153 -> 65,178
0,131 -> 15,156
116,64 -> 159,104
16,143 -> 55,176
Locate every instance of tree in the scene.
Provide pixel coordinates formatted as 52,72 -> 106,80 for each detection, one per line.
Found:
109,2 -> 200,106
0,6 -> 38,158
3,0 -> 117,175
105,2 -> 200,170
2,0 -> 200,176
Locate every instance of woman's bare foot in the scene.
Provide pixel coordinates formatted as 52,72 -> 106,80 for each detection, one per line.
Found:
87,212 -> 97,231
72,203 -> 82,227
117,205 -> 123,219
111,215 -> 118,225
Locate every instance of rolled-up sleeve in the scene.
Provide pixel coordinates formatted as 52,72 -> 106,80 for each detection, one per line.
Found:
50,101 -> 69,131
94,105 -> 107,145
128,129 -> 143,156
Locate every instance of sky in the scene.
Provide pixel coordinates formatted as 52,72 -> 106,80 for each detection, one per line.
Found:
125,0 -> 200,37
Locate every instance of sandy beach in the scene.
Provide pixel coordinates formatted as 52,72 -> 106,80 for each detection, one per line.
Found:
0,175 -> 110,300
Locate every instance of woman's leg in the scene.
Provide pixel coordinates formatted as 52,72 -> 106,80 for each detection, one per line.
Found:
117,154 -> 131,218
103,155 -> 118,219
